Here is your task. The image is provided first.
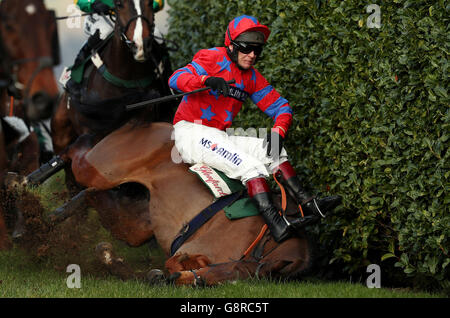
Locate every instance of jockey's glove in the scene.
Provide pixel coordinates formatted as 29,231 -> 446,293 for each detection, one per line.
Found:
205,77 -> 230,97
263,130 -> 284,157
92,1 -> 111,14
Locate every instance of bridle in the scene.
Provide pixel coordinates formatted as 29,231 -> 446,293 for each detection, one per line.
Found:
113,0 -> 155,52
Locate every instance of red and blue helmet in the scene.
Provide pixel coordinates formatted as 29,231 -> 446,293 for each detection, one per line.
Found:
224,15 -> 271,46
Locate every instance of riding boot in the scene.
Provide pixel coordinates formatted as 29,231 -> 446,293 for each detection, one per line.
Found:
246,177 -> 316,243
275,161 -> 342,218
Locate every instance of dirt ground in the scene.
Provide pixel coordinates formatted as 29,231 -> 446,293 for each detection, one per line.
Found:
2,186 -> 162,278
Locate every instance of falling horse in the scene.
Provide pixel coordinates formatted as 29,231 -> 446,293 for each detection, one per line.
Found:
57,121 -> 313,286
0,0 -> 61,249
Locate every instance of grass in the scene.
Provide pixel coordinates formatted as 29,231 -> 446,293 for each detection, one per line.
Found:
0,245 -> 444,298
0,173 -> 445,299
0,254 -> 441,298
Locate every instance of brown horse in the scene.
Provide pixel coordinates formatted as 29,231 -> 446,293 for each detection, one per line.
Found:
51,0 -> 175,155
0,0 -> 60,122
0,0 -> 60,249
58,121 -> 312,286
48,0 -> 176,201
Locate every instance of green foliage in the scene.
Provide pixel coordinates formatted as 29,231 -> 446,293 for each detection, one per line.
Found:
166,0 -> 449,291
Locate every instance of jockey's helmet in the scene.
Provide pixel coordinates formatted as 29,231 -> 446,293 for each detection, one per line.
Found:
225,15 -> 270,67
224,15 -> 270,47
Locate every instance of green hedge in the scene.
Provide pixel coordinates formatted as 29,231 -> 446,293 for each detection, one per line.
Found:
167,0 -> 449,291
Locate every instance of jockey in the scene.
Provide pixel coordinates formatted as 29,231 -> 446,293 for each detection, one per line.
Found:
72,0 -> 165,67
169,15 -> 342,243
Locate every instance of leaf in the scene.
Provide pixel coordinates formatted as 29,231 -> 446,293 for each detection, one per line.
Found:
381,253 -> 397,261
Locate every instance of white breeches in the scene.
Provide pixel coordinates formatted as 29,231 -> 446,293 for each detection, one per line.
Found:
83,14 -> 114,39
173,121 -> 289,184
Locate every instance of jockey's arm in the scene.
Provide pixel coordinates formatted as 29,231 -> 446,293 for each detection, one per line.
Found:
249,70 -> 293,138
75,0 -> 165,13
168,50 -> 216,93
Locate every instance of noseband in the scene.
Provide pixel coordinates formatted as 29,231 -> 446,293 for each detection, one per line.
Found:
113,1 -> 155,51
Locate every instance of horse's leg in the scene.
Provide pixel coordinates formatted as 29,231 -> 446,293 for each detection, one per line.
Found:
165,253 -> 212,272
51,93 -> 77,154
0,206 -> 12,250
86,187 -> 154,247
9,131 -> 40,175
46,188 -> 93,224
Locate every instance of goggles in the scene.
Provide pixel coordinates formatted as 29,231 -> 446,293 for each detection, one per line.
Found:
231,41 -> 264,56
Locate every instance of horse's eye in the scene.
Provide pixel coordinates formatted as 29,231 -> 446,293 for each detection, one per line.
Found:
115,0 -> 124,8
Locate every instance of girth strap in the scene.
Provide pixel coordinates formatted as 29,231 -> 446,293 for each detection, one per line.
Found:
170,191 -> 243,256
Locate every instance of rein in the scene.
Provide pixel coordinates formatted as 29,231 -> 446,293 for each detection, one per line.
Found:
113,1 -> 155,52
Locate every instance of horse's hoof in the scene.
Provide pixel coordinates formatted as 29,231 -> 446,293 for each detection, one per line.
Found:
147,269 -> 166,285
95,242 -> 114,265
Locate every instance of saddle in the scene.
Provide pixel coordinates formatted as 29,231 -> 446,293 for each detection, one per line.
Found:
188,163 -> 259,220
170,163 -> 259,256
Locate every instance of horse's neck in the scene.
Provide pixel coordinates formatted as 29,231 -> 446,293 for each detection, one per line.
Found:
102,34 -> 151,80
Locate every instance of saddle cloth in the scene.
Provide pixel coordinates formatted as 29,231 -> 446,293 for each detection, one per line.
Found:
188,163 -> 259,220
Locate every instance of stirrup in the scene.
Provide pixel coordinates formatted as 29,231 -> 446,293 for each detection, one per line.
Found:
285,214 -> 319,230
298,197 -> 326,218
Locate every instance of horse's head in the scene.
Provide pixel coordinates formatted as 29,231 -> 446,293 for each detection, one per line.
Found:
0,0 -> 60,122
114,0 -> 155,62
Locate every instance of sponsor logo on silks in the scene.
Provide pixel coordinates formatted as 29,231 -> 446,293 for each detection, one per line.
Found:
189,163 -> 232,198
200,138 -> 243,166
228,86 -> 249,102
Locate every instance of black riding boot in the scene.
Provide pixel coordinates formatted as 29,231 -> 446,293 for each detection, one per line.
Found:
276,161 -> 342,218
247,177 -> 316,243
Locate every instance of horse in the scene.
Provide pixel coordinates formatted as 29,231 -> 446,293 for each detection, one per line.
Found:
51,0 -> 175,156
46,0 -> 176,205
0,0 -> 60,128
0,0 -> 61,249
53,121 -> 313,286
10,0 -> 178,250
